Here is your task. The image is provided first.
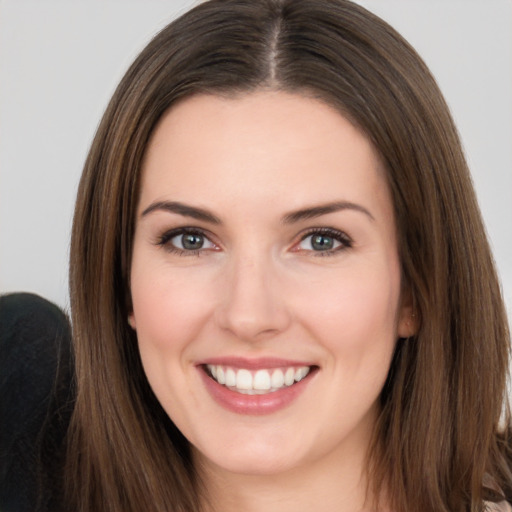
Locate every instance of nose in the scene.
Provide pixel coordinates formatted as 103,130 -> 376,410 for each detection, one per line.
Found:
215,254 -> 291,342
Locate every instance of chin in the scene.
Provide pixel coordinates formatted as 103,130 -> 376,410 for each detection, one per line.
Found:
192,439 -> 305,477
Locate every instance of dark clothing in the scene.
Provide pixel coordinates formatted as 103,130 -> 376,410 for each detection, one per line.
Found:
0,293 -> 74,512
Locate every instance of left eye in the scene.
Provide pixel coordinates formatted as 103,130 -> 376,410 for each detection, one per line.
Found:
296,230 -> 351,253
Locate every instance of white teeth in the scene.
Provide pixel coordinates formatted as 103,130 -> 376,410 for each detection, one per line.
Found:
236,369 -> 252,390
225,368 -> 236,387
295,366 -> 309,382
284,368 -> 295,386
271,369 -> 285,388
253,369 -> 271,390
206,364 -> 312,394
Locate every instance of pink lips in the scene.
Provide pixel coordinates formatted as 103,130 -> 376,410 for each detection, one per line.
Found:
197,358 -> 317,415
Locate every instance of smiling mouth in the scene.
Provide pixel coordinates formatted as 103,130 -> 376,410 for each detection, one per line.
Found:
204,364 -> 315,395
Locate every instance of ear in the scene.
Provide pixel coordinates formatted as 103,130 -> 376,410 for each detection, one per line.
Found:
396,289 -> 418,339
128,312 -> 137,330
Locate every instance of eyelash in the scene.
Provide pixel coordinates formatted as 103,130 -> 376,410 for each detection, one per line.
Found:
155,226 -> 353,257
156,227 -> 214,257
297,227 -> 353,257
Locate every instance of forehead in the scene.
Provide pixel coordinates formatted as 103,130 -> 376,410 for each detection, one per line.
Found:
139,91 -> 392,220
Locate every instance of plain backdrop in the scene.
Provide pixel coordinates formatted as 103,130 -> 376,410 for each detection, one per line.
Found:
1,0 -> 511,318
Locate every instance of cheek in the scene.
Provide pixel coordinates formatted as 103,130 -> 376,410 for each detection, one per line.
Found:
130,263 -> 217,355
297,261 -> 401,355
129,265 -> 218,416
295,263 -> 401,425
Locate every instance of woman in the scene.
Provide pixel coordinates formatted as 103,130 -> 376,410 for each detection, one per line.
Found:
63,0 -> 511,510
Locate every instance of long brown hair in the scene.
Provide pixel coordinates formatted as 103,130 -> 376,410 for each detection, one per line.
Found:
67,1 -> 511,510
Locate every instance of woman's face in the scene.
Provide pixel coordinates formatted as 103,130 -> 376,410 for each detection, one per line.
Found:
129,91 -> 414,478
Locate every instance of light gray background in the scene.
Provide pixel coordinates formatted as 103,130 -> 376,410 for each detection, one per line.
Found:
1,0 -> 511,318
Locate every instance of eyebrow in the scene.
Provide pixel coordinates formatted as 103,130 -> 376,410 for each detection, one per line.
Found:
140,199 -> 374,225
282,201 -> 375,224
141,201 -> 221,224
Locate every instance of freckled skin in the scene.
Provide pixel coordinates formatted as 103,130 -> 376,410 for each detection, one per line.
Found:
129,91 -> 415,509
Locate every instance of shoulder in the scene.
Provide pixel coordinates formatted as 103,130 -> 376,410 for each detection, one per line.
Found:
0,292 -> 71,372
0,292 -> 74,512
0,292 -> 72,429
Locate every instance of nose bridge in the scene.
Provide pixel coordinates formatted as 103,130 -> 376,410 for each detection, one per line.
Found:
216,247 -> 290,341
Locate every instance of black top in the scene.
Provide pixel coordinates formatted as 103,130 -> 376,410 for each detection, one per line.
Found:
0,293 -> 74,512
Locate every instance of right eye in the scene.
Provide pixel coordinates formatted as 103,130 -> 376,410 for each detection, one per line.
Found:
157,228 -> 217,256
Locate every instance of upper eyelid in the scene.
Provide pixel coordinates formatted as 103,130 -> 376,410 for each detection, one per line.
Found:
159,226 -> 215,240
297,227 -> 352,242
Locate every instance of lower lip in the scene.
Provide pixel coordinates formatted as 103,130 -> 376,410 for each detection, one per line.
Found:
198,366 -> 315,415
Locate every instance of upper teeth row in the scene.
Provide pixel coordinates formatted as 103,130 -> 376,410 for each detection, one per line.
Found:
207,365 -> 311,394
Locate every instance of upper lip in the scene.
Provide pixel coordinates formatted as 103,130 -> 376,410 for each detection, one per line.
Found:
196,356 -> 317,370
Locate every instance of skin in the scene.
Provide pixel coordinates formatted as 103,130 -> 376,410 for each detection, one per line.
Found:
129,91 -> 415,512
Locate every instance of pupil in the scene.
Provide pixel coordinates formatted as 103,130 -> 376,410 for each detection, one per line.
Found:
182,233 -> 204,250
312,235 -> 333,251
